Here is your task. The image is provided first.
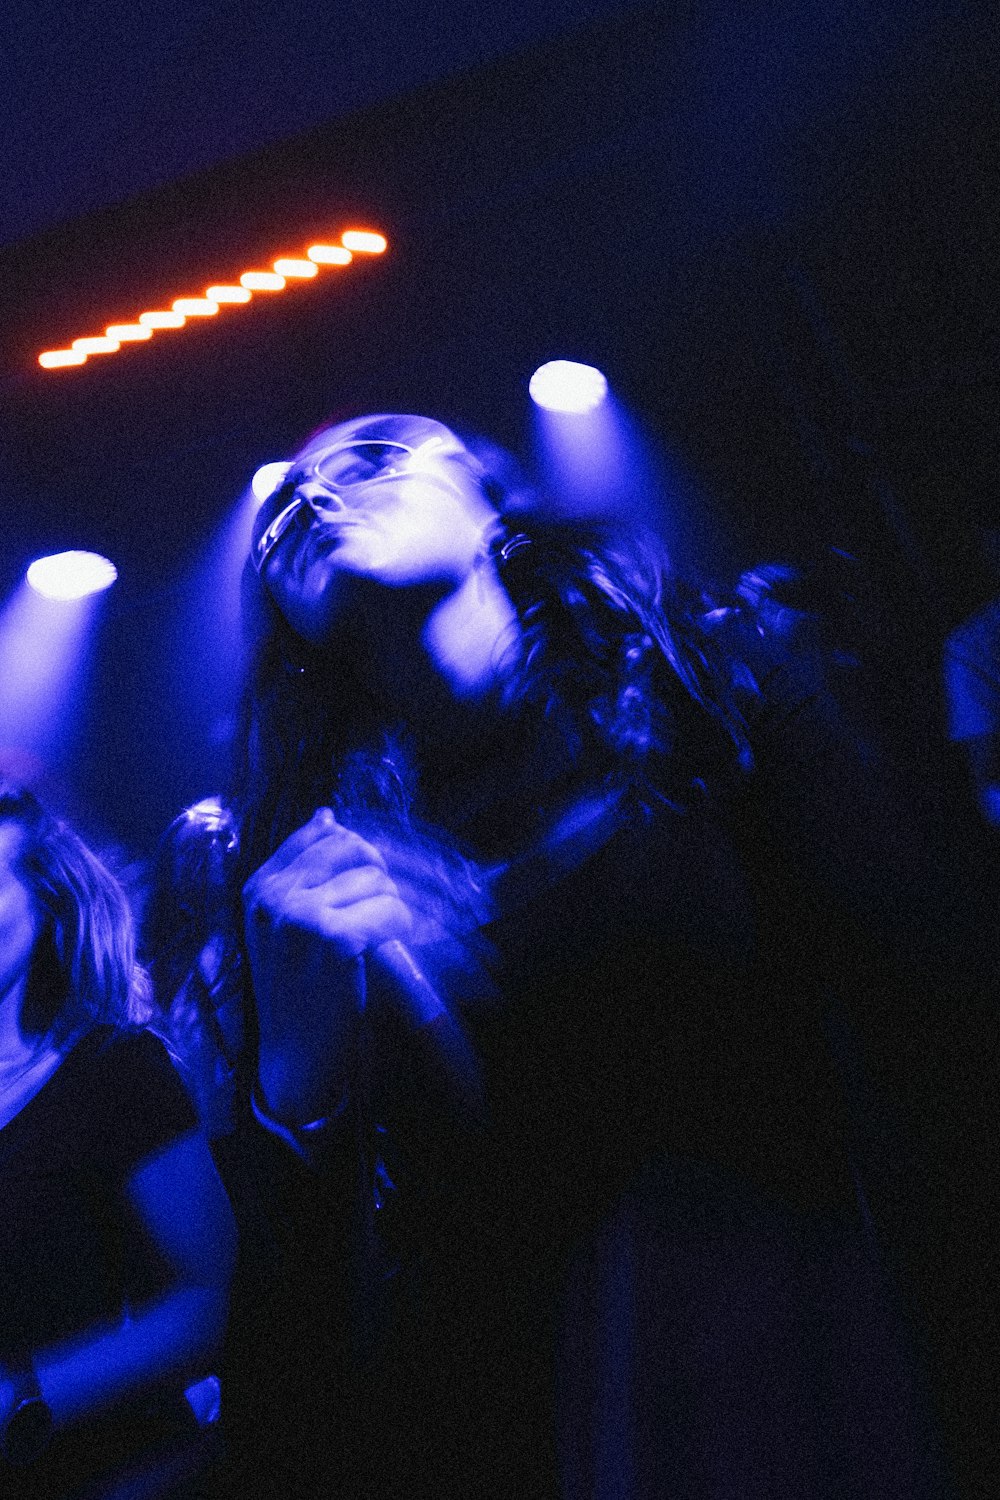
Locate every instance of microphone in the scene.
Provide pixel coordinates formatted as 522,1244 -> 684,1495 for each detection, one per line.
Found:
367,940 -> 485,1119
369,939 -> 447,1027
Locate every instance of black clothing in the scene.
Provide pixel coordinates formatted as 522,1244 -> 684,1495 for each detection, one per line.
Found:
1,1026 -> 196,1360
0,1026 -> 198,1497
217,1096 -> 364,1495
219,1021 -> 481,1500
221,797 -> 942,1499
221,663 -> 953,1498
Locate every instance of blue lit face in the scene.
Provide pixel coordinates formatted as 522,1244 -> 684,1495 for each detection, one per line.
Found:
260,425 -> 498,646
0,823 -> 40,1004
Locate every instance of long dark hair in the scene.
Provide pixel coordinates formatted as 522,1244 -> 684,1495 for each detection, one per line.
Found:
0,784 -> 151,1044
490,515 -> 752,809
232,434 -> 753,876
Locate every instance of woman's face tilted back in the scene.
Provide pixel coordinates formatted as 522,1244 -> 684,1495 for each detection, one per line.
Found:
256,414 -> 501,649
0,821 -> 39,1005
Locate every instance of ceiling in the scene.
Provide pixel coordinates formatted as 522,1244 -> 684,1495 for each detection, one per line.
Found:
1,0 -> 632,248
0,0 -> 996,847
3,18 -> 997,1477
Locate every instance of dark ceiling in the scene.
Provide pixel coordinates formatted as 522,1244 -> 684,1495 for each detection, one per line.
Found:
3,15 -> 997,1481
0,0 -> 996,847
0,0 -> 632,249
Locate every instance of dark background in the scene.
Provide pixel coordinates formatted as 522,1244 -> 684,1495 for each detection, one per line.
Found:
1,7 -> 998,1493
1,0 -> 996,847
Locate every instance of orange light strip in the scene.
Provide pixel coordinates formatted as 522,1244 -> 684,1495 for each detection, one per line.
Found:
341,231 -> 387,254
37,228 -> 387,371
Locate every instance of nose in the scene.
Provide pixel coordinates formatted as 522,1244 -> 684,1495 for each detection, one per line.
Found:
296,479 -> 347,514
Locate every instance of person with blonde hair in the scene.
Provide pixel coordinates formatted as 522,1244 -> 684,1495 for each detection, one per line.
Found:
0,784 -> 235,1497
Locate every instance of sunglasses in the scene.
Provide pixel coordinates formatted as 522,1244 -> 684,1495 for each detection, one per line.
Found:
251,439 -> 416,575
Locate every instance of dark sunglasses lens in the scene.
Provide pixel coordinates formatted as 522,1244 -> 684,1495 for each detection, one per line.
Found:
313,442 -> 408,488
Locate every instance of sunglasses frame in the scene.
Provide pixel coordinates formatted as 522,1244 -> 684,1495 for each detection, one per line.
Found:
251,439 -> 416,575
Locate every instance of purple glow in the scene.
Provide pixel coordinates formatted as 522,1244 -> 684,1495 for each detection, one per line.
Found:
529,386 -> 691,583
529,360 -> 608,414
26,552 -> 118,602
159,481 -> 263,754
530,385 -> 629,517
251,462 -> 291,502
0,583 -> 104,759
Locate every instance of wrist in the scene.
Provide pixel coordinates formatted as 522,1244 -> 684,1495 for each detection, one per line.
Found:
256,1045 -> 350,1128
252,1082 -> 349,1160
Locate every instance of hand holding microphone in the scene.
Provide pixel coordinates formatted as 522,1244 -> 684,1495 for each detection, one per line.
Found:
242,807 -> 413,1124
243,807 -> 482,1126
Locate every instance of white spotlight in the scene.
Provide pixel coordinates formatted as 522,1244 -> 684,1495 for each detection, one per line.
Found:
251,462 -> 291,502
529,360 -> 608,414
26,552 -> 118,602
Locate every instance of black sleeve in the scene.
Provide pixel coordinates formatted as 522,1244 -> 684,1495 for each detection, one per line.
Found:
745,669 -> 997,995
712,591 -> 993,997
86,1030 -> 198,1181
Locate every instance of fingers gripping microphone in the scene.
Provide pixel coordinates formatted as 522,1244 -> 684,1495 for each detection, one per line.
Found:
370,939 -> 447,1027
367,941 -> 485,1120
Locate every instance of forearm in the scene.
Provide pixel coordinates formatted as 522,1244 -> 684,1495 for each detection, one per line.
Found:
372,943 -> 485,1122
257,1024 -> 353,1125
32,1283 -> 226,1433
252,951 -> 364,1125
242,807 -> 414,1124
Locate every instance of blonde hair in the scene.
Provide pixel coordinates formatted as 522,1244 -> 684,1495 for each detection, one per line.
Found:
0,785 -> 151,1043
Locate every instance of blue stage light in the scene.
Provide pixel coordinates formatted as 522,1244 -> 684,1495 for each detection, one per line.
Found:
26,552 -> 118,601
251,462 -> 291,502
529,360 -> 608,414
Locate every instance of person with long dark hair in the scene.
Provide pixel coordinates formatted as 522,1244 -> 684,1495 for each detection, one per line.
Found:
0,785 -> 235,1498
213,412 -> 940,1499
